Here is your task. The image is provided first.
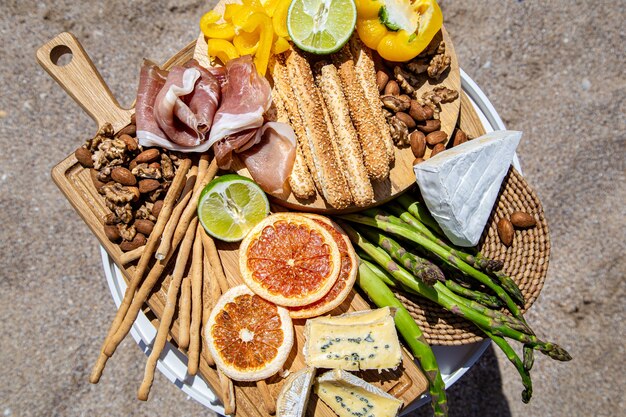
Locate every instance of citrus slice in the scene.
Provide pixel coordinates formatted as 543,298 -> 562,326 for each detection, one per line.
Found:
287,0 -> 357,54
197,174 -> 269,242
288,214 -> 358,318
239,213 -> 341,307
206,285 -> 294,381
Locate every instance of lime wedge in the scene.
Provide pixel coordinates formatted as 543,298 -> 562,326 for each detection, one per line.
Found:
197,174 -> 270,242
287,0 -> 357,54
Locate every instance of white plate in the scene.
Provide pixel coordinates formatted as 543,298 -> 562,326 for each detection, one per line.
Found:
101,70 -> 516,415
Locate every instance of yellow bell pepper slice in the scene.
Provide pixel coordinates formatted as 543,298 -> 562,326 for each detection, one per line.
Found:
272,36 -> 291,54
271,0 -> 291,39
239,12 -> 273,75
355,0 -> 443,62
200,10 -> 236,40
261,0 -> 282,16
233,29 -> 261,56
207,39 -> 240,65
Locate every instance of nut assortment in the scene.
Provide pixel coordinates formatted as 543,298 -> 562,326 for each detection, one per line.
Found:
74,119 -> 181,251
497,211 -> 537,247
376,36 -> 460,160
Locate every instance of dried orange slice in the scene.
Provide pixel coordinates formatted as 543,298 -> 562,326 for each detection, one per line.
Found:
288,215 -> 358,319
206,285 -> 294,381
239,213 -> 341,307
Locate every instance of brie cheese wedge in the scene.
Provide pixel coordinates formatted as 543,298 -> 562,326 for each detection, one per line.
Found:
276,367 -> 316,417
315,370 -> 403,417
414,130 -> 522,247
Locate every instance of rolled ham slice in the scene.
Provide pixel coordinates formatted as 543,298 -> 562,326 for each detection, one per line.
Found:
136,59 -> 220,152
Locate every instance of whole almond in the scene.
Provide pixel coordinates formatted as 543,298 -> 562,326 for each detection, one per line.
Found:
497,218 -> 514,246
396,112 -> 416,129
417,119 -> 441,133
384,80 -> 400,96
119,134 -> 138,151
409,101 -> 433,121
152,200 -> 164,218
510,211 -> 537,228
376,70 -> 389,92
111,167 -> 137,186
410,131 -> 427,158
118,124 -> 137,137
90,169 -> 106,191
138,179 -> 160,193
135,148 -> 160,164
413,157 -> 425,165
452,129 -> 468,147
134,219 -> 155,236
103,225 -> 121,242
398,94 -> 412,104
430,143 -> 446,157
75,147 -> 93,168
129,158 -> 139,171
426,131 -> 448,146
119,233 -> 147,252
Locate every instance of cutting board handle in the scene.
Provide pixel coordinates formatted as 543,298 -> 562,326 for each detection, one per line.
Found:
36,32 -> 134,132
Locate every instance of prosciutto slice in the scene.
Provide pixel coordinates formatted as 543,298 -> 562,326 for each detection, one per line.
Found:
135,59 -> 220,152
207,55 -> 272,168
240,122 -> 297,196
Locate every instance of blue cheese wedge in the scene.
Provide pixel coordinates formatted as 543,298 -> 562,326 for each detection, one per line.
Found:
414,130 -> 522,247
303,307 -> 402,371
276,367 -> 316,417
315,370 -> 403,417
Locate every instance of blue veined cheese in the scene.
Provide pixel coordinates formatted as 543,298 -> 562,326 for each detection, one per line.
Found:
303,307 -> 402,371
414,130 -> 522,247
315,370 -> 403,417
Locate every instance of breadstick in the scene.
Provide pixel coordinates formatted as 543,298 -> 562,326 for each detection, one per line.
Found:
178,275 -> 191,350
187,224 -> 205,375
256,379 -> 276,415
200,231 -> 230,294
119,245 -> 145,265
218,368 -> 236,415
90,158 -> 191,384
138,218 -> 198,401
155,165 -> 199,260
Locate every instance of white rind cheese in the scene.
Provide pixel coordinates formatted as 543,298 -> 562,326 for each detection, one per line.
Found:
276,367 -> 316,417
303,307 -> 402,371
315,370 -> 403,417
414,130 -> 522,247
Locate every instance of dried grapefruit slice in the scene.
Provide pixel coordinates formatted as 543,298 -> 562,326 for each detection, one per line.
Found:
206,285 -> 294,381
239,213 -> 341,307
288,214 -> 358,319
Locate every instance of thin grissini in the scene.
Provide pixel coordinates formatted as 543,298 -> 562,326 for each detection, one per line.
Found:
270,56 -> 317,199
333,45 -> 390,181
119,245 -> 145,265
187,223 -> 205,375
314,61 -> 374,206
178,274 -> 191,350
200,229 -> 230,295
89,157 -> 191,384
137,217 -> 198,401
102,159 -> 218,358
349,37 -> 395,162
155,165 -> 198,260
284,49 -> 352,208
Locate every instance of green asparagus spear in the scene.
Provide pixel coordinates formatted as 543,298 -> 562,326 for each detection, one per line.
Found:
444,279 -> 504,309
357,261 -> 448,417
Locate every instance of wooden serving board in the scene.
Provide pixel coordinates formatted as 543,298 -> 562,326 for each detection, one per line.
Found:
38,33 -> 429,416
194,5 -> 460,213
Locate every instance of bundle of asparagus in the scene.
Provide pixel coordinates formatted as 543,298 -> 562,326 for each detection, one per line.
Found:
336,191 -> 571,409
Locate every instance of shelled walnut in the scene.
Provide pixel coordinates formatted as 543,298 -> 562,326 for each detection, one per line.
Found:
74,118 -> 178,251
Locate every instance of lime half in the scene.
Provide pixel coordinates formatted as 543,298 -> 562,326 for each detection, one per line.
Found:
287,0 -> 357,54
197,174 -> 270,242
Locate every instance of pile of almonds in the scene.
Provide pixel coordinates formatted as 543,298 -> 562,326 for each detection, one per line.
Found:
75,118 -> 180,251
497,211 -> 537,247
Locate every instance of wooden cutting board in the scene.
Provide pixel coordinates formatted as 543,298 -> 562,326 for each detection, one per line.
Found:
193,0 -> 461,213
38,33 -> 432,416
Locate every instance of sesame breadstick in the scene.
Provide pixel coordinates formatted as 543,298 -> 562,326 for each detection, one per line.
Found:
350,37 -> 395,162
333,45 -> 390,181
187,223 -> 205,375
314,61 -> 374,206
178,274 -> 191,350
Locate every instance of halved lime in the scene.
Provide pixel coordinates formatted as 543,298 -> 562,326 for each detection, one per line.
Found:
287,0 -> 357,54
197,174 -> 270,242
